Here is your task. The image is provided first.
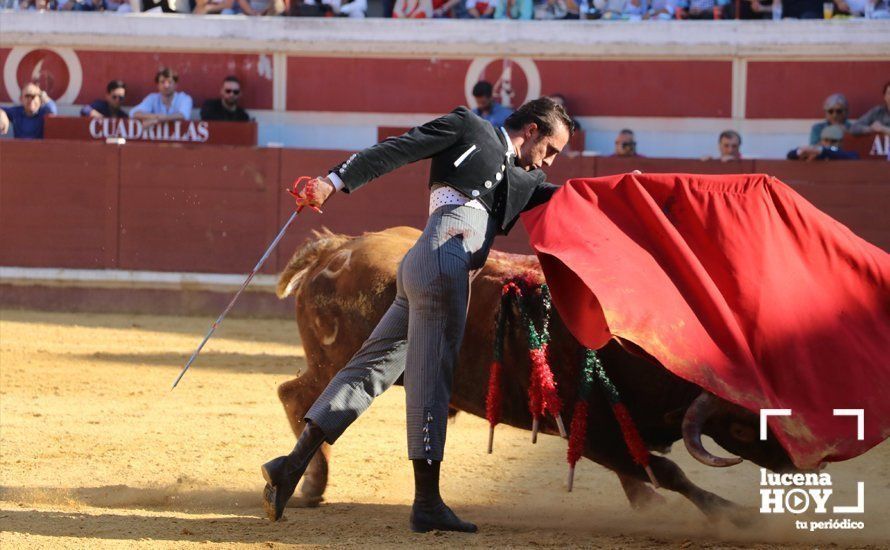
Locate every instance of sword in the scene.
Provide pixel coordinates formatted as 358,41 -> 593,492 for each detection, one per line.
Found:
172,176 -> 318,390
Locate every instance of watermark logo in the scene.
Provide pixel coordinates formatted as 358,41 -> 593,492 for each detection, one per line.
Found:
758,408 -> 865,531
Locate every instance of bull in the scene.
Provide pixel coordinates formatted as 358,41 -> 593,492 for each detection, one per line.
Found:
273,227 -> 797,525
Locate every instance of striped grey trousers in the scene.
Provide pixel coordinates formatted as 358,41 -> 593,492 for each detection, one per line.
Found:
305,203 -> 498,461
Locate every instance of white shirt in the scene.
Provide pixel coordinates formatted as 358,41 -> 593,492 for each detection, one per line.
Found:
130,91 -> 193,120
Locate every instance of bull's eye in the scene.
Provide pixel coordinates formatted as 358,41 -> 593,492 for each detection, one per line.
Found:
730,421 -> 757,443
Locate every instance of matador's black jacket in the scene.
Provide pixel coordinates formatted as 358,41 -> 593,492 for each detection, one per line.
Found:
330,106 -> 558,235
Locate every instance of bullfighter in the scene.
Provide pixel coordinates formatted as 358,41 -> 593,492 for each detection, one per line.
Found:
262,97 -> 573,532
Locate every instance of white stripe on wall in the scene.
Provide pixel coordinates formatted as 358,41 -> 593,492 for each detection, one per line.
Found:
0,267 -> 277,292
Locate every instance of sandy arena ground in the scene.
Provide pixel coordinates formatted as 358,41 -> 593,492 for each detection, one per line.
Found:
1,308 -> 887,549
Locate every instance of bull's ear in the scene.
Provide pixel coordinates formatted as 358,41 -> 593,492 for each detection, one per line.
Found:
730,421 -> 758,443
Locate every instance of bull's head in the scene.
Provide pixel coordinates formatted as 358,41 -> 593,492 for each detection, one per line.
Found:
683,392 -> 798,473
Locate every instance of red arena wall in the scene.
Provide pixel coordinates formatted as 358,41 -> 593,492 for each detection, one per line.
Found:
3,46 -> 888,120
746,61 -> 890,120
2,140 -> 888,276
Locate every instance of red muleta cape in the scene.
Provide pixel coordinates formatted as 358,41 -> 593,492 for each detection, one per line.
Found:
521,173 -> 889,469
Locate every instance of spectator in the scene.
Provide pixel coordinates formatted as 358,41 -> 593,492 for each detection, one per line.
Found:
612,129 -> 640,157
833,0 -> 867,14
534,0 -> 570,18
643,0 -> 679,18
726,0 -> 771,18
471,81 -> 513,127
677,0 -> 727,18
0,82 -> 58,140
201,76 -> 251,122
287,0 -> 333,14
194,0 -> 236,13
466,0 -> 495,17
326,0 -> 367,15
15,0 -> 54,9
80,80 -> 129,119
787,124 -> 859,161
780,0 -> 822,17
850,81 -> 890,136
716,129 -> 742,161
141,0 -> 178,11
236,0 -> 284,14
105,0 -> 133,11
393,0 -> 433,16
592,0 -> 644,18
495,0 -> 533,18
57,0 -> 105,11
809,93 -> 850,145
432,0 -> 462,16
130,67 -> 193,125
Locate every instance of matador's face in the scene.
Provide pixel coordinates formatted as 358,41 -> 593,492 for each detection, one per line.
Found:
517,122 -> 569,171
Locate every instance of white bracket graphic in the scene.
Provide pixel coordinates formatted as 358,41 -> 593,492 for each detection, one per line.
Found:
759,409 -> 792,441
833,482 -> 865,514
833,409 -> 865,441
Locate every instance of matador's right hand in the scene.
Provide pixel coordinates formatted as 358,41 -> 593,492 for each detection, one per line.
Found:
291,176 -> 335,212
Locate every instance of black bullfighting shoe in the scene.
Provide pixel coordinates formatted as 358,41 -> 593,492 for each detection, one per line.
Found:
261,455 -> 305,522
409,501 -> 478,533
261,421 -> 326,521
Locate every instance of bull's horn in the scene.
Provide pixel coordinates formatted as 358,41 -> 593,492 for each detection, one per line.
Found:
682,393 -> 743,467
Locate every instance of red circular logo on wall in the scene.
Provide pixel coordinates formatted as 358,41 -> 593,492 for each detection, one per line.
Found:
464,57 -> 541,110
15,49 -> 70,100
477,59 -> 529,110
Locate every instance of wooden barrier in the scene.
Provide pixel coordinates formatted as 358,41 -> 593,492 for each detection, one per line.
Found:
0,140 -> 119,269
842,133 -> 889,160
118,143 -> 280,273
1,140 -> 888,277
44,116 -> 258,147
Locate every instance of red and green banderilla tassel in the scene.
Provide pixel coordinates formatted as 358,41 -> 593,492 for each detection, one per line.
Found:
486,280 -> 566,453
523,284 -> 565,443
566,348 -> 595,492
485,283 -> 515,453
589,348 -> 659,488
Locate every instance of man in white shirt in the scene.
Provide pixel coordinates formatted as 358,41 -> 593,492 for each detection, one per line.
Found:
130,67 -> 193,125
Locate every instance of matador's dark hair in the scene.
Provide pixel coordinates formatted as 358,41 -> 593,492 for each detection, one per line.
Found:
504,96 -> 575,136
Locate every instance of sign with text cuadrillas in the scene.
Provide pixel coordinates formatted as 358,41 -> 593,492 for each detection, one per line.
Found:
44,116 -> 257,146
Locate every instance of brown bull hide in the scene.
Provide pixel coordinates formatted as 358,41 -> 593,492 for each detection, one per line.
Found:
275,227 -> 793,523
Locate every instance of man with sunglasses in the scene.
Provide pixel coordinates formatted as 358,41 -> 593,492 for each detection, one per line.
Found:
81,80 -> 129,119
612,128 -> 640,157
0,82 -> 58,140
809,93 -> 851,146
200,76 -> 251,122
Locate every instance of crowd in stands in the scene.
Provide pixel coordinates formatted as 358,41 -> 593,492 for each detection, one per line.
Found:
1,66 -> 252,138
609,82 -> 890,162
3,0 -> 889,18
471,78 -> 890,161
2,69 -> 888,164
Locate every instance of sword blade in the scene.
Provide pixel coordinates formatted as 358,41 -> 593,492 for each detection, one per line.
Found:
171,210 -> 299,390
